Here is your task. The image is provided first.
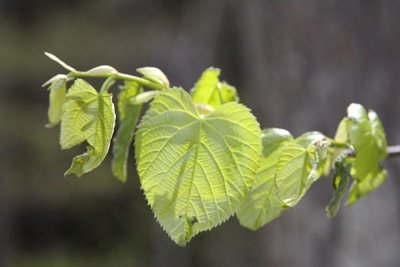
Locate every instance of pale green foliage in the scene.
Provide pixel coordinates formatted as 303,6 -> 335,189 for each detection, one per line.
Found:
43,54 -> 392,245
60,79 -> 115,176
190,68 -> 239,107
237,129 -> 327,230
112,81 -> 143,182
342,104 -> 387,205
46,76 -> 67,127
135,88 -> 261,245
237,128 -> 293,230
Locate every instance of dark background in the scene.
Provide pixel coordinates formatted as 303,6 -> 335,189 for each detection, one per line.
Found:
1,1 -> 399,266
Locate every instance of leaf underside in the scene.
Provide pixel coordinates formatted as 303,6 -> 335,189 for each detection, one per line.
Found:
60,79 -> 115,176
135,88 -> 261,245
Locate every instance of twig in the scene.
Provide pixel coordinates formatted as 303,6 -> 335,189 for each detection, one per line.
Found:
388,145 -> 400,158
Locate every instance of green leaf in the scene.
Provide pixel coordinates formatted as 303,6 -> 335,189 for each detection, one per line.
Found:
60,79 -> 115,176
273,142 -> 310,207
136,67 -> 170,88
334,118 -> 349,143
190,68 -> 239,107
345,104 -> 388,205
46,75 -> 67,127
326,150 -> 353,218
112,82 -> 143,182
237,128 -> 293,230
135,88 -> 261,245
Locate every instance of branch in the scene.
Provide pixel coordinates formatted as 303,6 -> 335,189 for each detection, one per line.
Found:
388,145 -> 400,158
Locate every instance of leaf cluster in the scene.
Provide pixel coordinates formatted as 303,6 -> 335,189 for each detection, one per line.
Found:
44,53 -> 388,246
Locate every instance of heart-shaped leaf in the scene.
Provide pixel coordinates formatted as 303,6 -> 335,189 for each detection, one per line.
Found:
135,88 -> 261,245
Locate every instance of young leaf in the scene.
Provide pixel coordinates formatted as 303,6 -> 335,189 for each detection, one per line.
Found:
60,79 -> 115,176
135,88 -> 261,245
326,150 -> 353,218
46,75 -> 67,127
190,68 -> 239,107
344,104 -> 388,205
112,82 -> 143,182
237,128 -> 293,230
136,67 -> 170,88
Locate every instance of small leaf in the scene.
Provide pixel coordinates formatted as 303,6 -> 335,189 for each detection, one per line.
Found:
326,151 -> 353,218
191,68 -> 239,107
44,52 -> 76,72
136,67 -> 170,88
42,74 -> 68,88
112,81 -> 143,182
334,118 -> 349,143
46,75 -> 67,127
135,88 -> 261,245
84,65 -> 118,76
237,128 -> 293,230
345,104 -> 388,205
60,79 -> 115,176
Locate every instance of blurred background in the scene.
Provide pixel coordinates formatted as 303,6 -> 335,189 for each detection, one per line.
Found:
1,0 -> 399,266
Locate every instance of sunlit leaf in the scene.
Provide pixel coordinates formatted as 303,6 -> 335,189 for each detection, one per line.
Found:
135,88 -> 261,245
237,128 -> 293,230
46,76 -> 67,127
344,104 -> 387,205
112,81 -> 143,182
191,68 -> 239,107
60,79 -> 115,176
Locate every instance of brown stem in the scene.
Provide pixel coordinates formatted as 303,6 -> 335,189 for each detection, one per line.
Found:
388,145 -> 400,158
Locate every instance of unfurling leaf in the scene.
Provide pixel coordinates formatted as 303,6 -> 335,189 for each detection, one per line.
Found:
60,79 -> 115,176
326,150 -> 353,218
112,81 -> 143,182
135,88 -> 261,245
45,75 -> 67,127
343,104 -> 387,205
190,68 -> 239,107
136,67 -> 170,88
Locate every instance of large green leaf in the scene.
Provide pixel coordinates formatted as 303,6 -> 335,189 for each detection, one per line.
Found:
345,104 -> 387,205
237,128 -> 293,230
190,68 -> 239,107
135,88 -> 261,245
60,79 -> 115,176
112,81 -> 143,182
